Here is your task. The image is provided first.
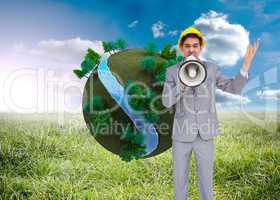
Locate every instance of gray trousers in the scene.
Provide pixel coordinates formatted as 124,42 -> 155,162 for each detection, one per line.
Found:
172,134 -> 214,200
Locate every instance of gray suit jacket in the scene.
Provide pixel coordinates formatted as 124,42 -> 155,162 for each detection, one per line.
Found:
161,59 -> 248,142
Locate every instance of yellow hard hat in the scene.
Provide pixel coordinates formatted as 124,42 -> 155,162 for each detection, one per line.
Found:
178,26 -> 206,49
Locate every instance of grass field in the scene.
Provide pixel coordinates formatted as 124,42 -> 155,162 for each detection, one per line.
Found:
0,112 -> 279,200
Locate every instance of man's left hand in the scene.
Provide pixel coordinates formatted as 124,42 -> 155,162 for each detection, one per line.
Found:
242,39 -> 260,73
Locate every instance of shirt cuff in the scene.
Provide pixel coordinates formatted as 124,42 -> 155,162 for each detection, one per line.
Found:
240,69 -> 248,79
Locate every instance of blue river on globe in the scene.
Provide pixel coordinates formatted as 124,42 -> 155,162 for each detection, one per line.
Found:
97,57 -> 159,156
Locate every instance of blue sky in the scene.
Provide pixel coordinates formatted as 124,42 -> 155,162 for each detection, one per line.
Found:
0,0 -> 279,113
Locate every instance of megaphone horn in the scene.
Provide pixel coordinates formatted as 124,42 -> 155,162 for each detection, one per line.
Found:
178,56 -> 207,87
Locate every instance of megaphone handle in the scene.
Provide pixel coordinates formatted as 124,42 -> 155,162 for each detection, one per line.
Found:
191,87 -> 196,96
178,80 -> 187,92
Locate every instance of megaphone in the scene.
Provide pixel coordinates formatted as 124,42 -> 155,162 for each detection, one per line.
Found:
178,55 -> 207,87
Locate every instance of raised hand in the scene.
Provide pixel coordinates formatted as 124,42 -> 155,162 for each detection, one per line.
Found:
242,39 -> 260,73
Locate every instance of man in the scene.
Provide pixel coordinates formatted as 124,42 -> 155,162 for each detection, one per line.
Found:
161,27 -> 259,200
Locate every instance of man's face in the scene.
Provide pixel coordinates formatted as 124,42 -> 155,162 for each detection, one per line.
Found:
181,37 -> 202,58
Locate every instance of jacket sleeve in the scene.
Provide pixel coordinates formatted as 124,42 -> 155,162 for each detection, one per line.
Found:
161,69 -> 187,108
215,66 -> 248,94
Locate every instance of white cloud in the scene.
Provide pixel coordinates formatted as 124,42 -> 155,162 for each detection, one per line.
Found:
151,21 -> 179,39
14,37 -> 104,65
151,21 -> 166,38
0,38 -> 105,113
257,88 -> 280,100
0,64 -> 85,113
128,20 -> 138,28
168,30 -> 178,37
193,10 -> 249,66
215,89 -> 251,104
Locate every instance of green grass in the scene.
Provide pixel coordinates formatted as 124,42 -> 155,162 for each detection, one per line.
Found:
0,112 -> 279,200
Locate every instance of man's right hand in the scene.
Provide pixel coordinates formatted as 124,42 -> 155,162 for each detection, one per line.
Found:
178,81 -> 187,92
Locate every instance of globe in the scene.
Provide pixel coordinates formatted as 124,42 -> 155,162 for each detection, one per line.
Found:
82,48 -> 178,161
